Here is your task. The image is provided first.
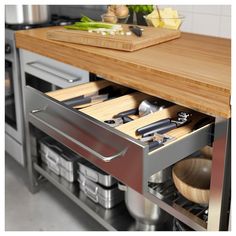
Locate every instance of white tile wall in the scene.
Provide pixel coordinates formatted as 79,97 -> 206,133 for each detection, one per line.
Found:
220,5 -> 231,16
50,5 -> 231,38
192,13 -> 221,36
192,5 -> 221,15
219,16 -> 231,38
160,5 -> 231,38
180,12 -> 193,33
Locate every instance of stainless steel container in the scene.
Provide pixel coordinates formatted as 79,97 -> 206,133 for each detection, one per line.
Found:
5,5 -> 49,25
118,183 -> 171,230
40,137 -> 82,182
78,161 -> 117,187
78,172 -> 123,209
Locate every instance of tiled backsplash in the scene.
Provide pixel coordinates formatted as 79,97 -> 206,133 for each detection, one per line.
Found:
50,5 -> 231,38
161,5 -> 231,38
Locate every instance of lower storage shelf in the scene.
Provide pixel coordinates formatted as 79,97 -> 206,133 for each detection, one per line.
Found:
33,163 -> 176,231
33,163 -> 135,231
146,181 -> 208,231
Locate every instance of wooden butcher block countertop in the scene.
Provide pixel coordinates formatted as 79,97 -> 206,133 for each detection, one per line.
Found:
16,26 -> 231,118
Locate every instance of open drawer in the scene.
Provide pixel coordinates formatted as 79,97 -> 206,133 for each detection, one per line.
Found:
25,80 -> 214,193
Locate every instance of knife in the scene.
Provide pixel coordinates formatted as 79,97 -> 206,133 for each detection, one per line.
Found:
129,26 -> 142,37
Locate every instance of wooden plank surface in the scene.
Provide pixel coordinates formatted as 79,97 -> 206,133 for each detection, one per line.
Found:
46,25 -> 181,51
16,26 -> 231,118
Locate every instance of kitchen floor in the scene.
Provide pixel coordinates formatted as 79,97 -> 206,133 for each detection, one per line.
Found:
5,153 -> 105,231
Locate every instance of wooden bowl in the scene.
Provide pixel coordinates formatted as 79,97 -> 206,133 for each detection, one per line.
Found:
172,157 -> 212,205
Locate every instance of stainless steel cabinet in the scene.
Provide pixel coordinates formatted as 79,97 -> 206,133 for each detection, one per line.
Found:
20,48 -> 231,231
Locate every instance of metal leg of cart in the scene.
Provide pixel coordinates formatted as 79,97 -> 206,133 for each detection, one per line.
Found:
207,118 -> 231,231
25,121 -> 41,194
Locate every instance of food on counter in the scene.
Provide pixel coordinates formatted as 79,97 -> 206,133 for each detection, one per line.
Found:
101,6 -> 118,24
64,15 -> 134,36
113,5 -> 129,19
128,5 -> 154,14
102,5 -> 129,23
65,21 -> 123,35
145,7 -> 182,30
80,15 -> 94,23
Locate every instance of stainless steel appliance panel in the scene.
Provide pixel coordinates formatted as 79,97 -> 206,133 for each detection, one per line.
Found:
21,50 -> 89,88
5,29 -> 25,166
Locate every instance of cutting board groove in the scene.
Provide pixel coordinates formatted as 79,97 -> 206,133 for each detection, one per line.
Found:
46,25 -> 181,51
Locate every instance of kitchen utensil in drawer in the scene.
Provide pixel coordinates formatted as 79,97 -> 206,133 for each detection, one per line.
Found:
78,161 -> 118,187
64,94 -> 108,108
104,117 -> 124,128
63,85 -> 133,108
140,133 -> 175,150
113,108 -> 139,118
137,118 -> 171,135
78,172 -> 123,209
138,100 -> 165,117
172,157 -> 212,205
137,111 -> 192,137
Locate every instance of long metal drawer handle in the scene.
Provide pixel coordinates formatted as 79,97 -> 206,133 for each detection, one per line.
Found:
30,109 -> 128,162
27,61 -> 81,83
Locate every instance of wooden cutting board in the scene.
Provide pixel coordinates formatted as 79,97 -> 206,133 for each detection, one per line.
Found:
46,25 -> 181,51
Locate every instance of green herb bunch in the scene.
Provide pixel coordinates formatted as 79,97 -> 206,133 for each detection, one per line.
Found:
128,5 -> 154,14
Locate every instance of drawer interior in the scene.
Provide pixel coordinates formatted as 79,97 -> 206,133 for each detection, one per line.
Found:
80,92 -> 153,121
46,80 -> 111,101
46,80 -> 213,151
